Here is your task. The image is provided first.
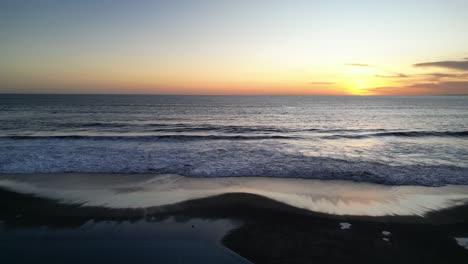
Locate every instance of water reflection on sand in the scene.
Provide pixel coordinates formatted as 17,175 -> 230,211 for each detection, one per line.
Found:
0,174 -> 467,216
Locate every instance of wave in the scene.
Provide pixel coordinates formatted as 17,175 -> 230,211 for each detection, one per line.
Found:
0,134 -> 296,141
324,131 -> 468,139
52,122 -> 294,133
2,130 -> 467,141
0,137 -> 467,186
50,122 -> 393,134
4,120 -> 467,139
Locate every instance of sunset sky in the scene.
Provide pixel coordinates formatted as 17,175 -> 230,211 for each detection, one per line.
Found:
1,0 -> 468,95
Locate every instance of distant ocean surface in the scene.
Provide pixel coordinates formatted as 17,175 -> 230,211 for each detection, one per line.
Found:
0,94 -> 467,186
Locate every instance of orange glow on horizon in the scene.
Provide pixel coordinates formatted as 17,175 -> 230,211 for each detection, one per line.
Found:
0,61 -> 464,96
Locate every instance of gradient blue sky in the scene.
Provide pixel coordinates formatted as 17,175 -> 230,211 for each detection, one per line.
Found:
1,0 -> 468,95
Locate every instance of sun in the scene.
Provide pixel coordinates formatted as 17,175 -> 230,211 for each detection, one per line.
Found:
356,80 -> 368,89
347,80 -> 373,95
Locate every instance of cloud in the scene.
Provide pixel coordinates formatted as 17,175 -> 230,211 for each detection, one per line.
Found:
369,81 -> 468,95
409,81 -> 468,89
375,73 -> 409,78
426,73 -> 458,78
414,59 -> 468,71
307,81 -> 335,85
374,71 -> 468,80
424,72 -> 468,79
346,63 -> 408,78
346,63 -> 370,67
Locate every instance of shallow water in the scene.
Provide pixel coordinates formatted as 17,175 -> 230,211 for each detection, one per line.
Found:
1,174 -> 468,216
0,218 -> 249,264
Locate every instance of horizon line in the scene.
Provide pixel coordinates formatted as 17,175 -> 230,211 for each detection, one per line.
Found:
1,92 -> 467,97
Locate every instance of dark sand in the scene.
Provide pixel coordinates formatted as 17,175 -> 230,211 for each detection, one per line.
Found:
1,188 -> 468,264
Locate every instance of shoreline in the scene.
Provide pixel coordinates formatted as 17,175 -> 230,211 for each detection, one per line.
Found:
1,173 -> 468,217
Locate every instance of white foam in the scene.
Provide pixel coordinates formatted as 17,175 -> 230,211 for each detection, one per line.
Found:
455,238 -> 468,250
1,137 -> 467,187
339,222 -> 351,230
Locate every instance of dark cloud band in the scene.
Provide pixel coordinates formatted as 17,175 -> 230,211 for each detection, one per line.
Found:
414,59 -> 468,71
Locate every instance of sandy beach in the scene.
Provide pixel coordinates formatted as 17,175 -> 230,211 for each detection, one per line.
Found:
1,174 -> 468,263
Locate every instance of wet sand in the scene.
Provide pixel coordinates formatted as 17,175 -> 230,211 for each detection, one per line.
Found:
2,173 -> 468,216
1,174 -> 468,263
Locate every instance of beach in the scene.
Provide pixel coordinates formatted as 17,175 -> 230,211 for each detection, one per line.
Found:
1,173 -> 468,263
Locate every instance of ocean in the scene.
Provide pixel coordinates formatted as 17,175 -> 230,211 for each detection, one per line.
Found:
0,94 -> 467,186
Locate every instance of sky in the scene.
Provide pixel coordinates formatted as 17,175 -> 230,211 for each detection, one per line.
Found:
1,0 -> 468,95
